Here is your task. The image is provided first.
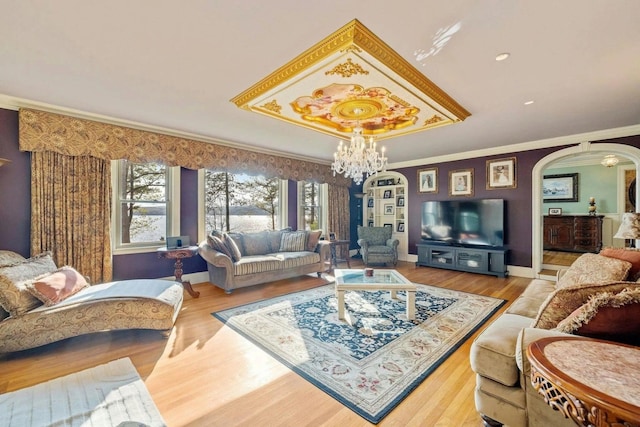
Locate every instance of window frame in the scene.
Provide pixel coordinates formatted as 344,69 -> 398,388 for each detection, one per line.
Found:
197,170 -> 288,242
111,160 -> 180,255
297,181 -> 328,233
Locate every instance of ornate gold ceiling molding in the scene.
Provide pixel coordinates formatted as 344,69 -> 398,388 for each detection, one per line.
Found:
231,19 -> 470,142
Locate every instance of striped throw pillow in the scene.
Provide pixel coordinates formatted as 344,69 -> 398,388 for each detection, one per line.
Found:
280,231 -> 307,252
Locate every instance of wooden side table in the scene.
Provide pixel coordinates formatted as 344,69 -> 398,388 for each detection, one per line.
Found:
157,245 -> 200,298
329,240 -> 351,269
527,336 -> 640,427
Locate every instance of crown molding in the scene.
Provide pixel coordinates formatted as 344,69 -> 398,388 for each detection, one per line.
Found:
0,93 -> 332,166
388,123 -> 640,170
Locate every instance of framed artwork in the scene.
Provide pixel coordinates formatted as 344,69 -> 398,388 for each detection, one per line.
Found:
486,157 -> 517,189
377,179 -> 388,187
383,223 -> 393,228
397,196 -> 405,207
384,204 -> 394,215
418,168 -> 438,193
449,169 -> 474,196
368,220 -> 374,227
386,178 -> 395,186
397,222 -> 405,232
548,208 -> 563,216
543,173 -> 579,202
383,189 -> 392,199
367,198 -> 374,207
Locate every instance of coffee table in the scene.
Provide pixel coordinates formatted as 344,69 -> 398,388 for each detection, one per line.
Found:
334,269 -> 416,321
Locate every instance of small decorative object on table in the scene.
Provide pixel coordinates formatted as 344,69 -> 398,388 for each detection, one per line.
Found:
364,267 -> 374,277
588,196 -> 597,216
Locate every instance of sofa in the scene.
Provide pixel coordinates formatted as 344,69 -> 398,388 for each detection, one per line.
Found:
470,249 -> 640,427
0,250 -> 184,353
199,229 -> 331,293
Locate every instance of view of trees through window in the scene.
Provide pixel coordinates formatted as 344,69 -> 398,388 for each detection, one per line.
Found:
204,171 -> 280,233
117,161 -> 167,245
300,181 -> 321,230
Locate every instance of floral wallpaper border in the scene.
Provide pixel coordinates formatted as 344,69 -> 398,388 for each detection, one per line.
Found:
18,108 -> 351,186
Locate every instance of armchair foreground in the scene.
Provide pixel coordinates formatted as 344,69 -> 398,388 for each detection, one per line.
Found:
357,225 -> 399,267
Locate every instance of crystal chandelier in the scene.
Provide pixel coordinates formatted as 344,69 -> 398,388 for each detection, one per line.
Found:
331,124 -> 387,185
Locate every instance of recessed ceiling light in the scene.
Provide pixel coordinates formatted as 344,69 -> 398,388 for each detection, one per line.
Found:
495,52 -> 510,61
524,100 -> 534,105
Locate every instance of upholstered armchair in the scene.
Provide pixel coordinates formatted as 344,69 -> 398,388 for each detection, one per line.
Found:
357,225 -> 399,266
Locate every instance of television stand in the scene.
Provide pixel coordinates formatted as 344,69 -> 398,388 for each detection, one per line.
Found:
416,243 -> 508,277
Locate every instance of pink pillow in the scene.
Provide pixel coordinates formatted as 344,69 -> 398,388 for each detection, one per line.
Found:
26,266 -> 89,306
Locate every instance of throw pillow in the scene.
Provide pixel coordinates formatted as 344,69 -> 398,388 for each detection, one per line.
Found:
0,250 -> 26,267
242,231 -> 271,256
0,252 -> 57,317
25,266 -> 90,306
222,233 -> 242,262
207,235 -> 233,259
280,231 -> 307,252
556,253 -> 632,289
599,247 -> 640,281
531,282 -> 640,330
307,230 -> 322,252
554,287 -> 640,345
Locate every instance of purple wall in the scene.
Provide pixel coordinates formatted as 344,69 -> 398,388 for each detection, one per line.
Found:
0,109 -> 31,258
2,106 -> 639,275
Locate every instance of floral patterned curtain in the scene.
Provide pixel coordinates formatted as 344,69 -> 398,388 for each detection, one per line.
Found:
328,184 -> 351,243
31,151 -> 112,283
19,108 -> 351,187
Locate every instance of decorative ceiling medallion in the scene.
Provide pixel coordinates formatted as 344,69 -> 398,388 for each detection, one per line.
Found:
231,19 -> 470,142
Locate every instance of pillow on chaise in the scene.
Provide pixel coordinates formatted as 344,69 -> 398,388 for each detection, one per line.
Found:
556,253 -> 631,289
554,287 -> 640,345
531,282 -> 640,330
599,247 -> 640,281
0,252 -> 57,317
25,266 -> 90,306
0,250 -> 26,267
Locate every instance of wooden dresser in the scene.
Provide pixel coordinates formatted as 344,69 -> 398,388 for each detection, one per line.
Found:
543,215 -> 604,253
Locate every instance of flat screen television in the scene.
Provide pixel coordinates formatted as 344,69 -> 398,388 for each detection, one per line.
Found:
421,199 -> 505,247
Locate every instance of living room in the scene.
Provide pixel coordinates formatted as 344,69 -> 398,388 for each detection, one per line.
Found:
1,2 -> 640,426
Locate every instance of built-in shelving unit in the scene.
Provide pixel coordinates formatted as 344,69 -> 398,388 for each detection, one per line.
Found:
362,172 -> 408,261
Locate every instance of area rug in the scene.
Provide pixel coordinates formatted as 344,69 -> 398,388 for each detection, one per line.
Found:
213,283 -> 505,423
0,357 -> 166,427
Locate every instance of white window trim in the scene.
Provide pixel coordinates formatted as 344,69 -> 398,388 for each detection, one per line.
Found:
111,161 -> 180,255
297,181 -> 328,233
197,170 -> 288,242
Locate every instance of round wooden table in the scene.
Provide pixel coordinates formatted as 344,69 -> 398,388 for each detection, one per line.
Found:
527,336 -> 640,427
157,245 -> 200,298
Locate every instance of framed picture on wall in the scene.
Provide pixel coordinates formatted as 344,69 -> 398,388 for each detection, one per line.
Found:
384,204 -> 394,215
486,157 -> 517,189
418,168 -> 438,193
543,173 -> 579,202
397,222 -> 405,232
383,190 -> 392,199
449,169 -> 474,196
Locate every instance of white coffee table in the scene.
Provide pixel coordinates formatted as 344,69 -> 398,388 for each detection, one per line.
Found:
334,269 -> 417,321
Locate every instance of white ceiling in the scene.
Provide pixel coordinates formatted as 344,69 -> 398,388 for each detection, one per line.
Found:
1,1 -> 639,166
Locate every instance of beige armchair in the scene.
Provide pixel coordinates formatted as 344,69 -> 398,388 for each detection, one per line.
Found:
357,225 -> 399,266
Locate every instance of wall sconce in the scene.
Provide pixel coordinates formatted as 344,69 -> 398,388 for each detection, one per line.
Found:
601,154 -> 619,168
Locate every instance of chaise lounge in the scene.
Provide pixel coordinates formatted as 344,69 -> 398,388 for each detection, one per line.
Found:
0,250 -> 184,353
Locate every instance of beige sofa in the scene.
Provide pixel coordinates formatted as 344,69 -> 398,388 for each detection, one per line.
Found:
470,251 -> 640,427
199,229 -> 331,293
0,250 -> 184,353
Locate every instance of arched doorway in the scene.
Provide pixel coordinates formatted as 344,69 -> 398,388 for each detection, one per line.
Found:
531,142 -> 640,276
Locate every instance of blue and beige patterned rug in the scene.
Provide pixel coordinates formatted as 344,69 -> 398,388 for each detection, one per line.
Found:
213,283 -> 504,424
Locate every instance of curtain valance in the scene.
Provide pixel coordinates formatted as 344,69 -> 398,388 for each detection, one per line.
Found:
19,108 -> 351,187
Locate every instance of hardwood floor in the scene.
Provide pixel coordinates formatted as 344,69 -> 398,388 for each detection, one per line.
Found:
0,261 -> 531,426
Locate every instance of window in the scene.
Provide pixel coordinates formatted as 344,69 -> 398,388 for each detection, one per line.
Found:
111,160 -> 180,253
298,181 -> 328,232
199,170 -> 284,236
